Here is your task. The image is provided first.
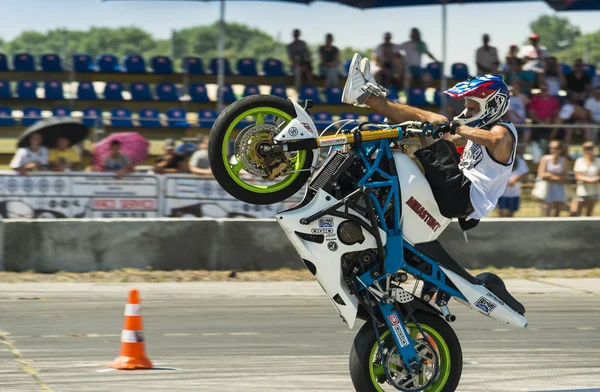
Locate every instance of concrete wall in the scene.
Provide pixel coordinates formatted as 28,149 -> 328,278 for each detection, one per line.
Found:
2,218 -> 599,272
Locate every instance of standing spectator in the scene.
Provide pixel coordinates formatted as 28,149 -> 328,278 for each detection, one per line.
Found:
505,81 -> 532,144
570,142 -> 599,216
475,34 -> 499,75
49,136 -> 81,172
101,140 -> 133,178
498,146 -> 529,217
519,33 -> 547,73
10,132 -> 49,175
538,56 -> 565,97
398,28 -> 438,81
372,32 -> 404,89
153,138 -> 188,174
566,59 -> 592,105
189,136 -> 212,176
287,29 -> 313,86
537,140 -> 568,217
318,34 -> 340,88
529,83 -> 561,140
584,86 -> 600,144
555,93 -> 591,145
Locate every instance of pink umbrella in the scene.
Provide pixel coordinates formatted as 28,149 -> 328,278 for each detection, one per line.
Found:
93,132 -> 150,171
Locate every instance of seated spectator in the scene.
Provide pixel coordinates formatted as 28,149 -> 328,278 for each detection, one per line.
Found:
287,29 -> 313,86
570,141 -> 599,217
372,32 -> 404,90
319,34 -> 340,88
537,140 -> 568,217
101,140 -> 134,178
566,59 -> 592,105
538,56 -> 565,97
188,136 -> 212,176
504,60 -> 535,95
475,34 -> 499,75
505,81 -> 531,144
498,146 -> 529,217
519,33 -> 547,73
584,86 -> 600,144
49,136 -> 81,172
529,83 -> 561,139
504,44 -> 521,71
153,138 -> 188,174
10,132 -> 49,175
555,93 -> 591,145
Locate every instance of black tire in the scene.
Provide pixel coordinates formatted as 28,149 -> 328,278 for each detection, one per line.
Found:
349,312 -> 463,392
208,94 -> 314,205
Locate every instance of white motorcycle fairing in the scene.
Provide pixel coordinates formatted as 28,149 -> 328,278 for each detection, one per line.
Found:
275,189 -> 387,329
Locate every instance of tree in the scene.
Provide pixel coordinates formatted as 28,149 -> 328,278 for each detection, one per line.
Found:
529,14 -> 581,53
555,30 -> 600,67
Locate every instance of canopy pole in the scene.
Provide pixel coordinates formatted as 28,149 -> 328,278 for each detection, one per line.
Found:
440,2 -> 448,117
217,0 -> 225,111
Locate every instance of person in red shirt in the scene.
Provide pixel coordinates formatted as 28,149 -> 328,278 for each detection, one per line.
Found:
528,82 -> 561,140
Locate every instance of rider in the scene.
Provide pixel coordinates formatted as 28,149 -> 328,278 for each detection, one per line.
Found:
342,53 -> 517,230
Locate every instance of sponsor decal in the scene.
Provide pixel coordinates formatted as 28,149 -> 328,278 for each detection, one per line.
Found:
486,292 -> 505,306
327,241 -> 338,251
288,127 -> 299,137
319,137 -> 347,147
405,196 -> 442,232
387,313 -> 409,347
474,296 -> 497,314
301,122 -> 314,134
318,217 -> 334,228
93,199 -> 157,211
311,228 -> 333,235
459,142 -> 484,170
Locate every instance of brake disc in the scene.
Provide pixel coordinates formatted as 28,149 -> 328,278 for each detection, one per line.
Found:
233,123 -> 293,178
383,337 -> 439,391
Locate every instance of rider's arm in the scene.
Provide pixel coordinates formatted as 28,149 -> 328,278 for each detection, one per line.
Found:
455,124 -> 514,164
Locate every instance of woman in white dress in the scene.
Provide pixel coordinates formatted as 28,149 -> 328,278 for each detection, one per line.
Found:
570,141 -> 599,216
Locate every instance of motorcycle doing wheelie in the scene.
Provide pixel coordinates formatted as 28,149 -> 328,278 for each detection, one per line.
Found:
207,94 -> 528,392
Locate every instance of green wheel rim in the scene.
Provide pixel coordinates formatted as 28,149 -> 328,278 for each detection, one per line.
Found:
221,107 -> 308,194
368,323 -> 451,392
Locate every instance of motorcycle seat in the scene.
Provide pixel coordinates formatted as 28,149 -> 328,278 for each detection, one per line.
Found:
476,272 -> 526,315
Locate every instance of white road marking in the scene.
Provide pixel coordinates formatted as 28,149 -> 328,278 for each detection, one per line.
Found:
576,327 -> 596,331
96,368 -> 117,373
229,332 -> 260,336
201,333 -> 224,336
163,333 -> 190,336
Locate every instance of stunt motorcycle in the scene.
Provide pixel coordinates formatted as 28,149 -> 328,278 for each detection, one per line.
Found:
208,95 -> 527,392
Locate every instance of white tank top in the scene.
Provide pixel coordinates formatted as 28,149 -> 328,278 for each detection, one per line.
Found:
458,121 -> 518,220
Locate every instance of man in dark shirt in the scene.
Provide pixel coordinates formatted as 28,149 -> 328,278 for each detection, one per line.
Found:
153,138 -> 188,174
566,58 -> 592,105
319,33 -> 340,87
287,29 -> 313,86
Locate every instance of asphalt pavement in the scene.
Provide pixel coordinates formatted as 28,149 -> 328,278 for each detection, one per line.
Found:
0,280 -> 599,392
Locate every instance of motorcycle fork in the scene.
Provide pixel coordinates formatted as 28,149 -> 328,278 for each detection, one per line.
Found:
377,302 -> 422,375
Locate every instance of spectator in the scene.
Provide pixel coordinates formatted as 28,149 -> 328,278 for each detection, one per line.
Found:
101,140 -> 133,178
504,44 -> 521,70
188,136 -> 212,176
538,56 -> 565,97
584,86 -> 600,143
318,34 -> 340,88
287,29 -> 313,86
504,60 -> 536,95
555,93 -> 591,145
537,140 -> 568,217
153,138 -> 188,174
570,141 -> 599,216
519,33 -> 547,72
10,132 -> 49,175
398,28 -> 438,81
566,58 -> 592,105
529,82 -> 561,140
497,146 -> 529,217
49,136 -> 81,172
505,81 -> 532,144
372,32 -> 404,89
475,34 -> 499,75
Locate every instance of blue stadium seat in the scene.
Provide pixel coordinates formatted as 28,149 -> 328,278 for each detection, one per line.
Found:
325,86 -> 343,104
104,82 -> 124,101
151,56 -> 174,74
0,80 -> 11,99
236,58 -> 258,76
409,66 -> 425,79
209,58 -> 233,75
190,83 -> 210,102
82,108 -> 102,127
41,54 -> 63,72
17,81 -> 37,99
156,83 -> 179,101
339,112 -> 359,121
433,88 -> 442,106
219,84 -> 236,103
0,107 -> 16,127
312,111 -> 333,131
407,88 -> 428,106
298,86 -> 321,104
270,85 -> 287,99
263,58 -> 285,77
451,63 -> 470,80
343,59 -> 352,76
13,53 -> 35,71
110,108 -> 134,127
22,107 -> 42,126
138,108 -> 162,128
386,87 -> 399,102
426,62 -> 442,80
583,64 -> 596,78
0,54 -> 8,71
368,113 -> 386,123
183,57 -> 204,75
130,82 -> 153,101
124,54 -> 147,73
198,110 -> 218,128
44,81 -> 64,100
176,142 -> 198,157
166,108 -> 190,128
73,53 -> 94,72
243,84 -> 260,97
560,63 -> 572,76
97,54 -> 120,73
52,107 -> 71,118
77,81 -> 98,100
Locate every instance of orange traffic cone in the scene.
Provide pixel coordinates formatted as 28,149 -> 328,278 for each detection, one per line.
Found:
110,289 -> 153,370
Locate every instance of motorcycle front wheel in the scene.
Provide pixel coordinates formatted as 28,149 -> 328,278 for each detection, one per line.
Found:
349,311 -> 463,392
208,95 -> 314,205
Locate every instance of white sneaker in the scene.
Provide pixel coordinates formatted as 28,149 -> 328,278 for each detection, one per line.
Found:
341,53 -> 388,107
